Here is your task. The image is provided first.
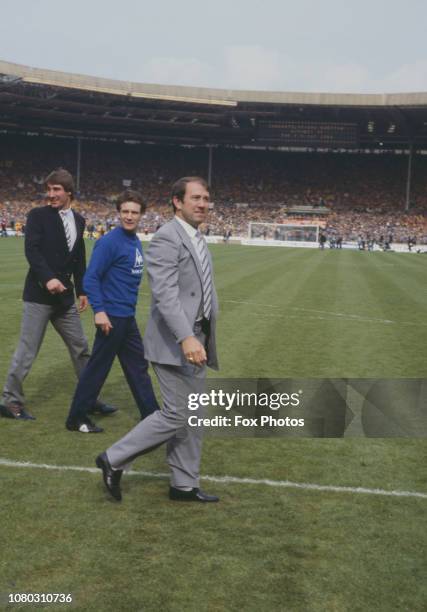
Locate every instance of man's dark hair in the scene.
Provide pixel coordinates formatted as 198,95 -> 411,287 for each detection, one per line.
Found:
171,176 -> 209,211
45,168 -> 75,199
116,189 -> 146,212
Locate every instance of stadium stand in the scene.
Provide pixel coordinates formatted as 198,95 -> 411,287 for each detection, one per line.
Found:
0,60 -> 426,246
0,136 -> 426,244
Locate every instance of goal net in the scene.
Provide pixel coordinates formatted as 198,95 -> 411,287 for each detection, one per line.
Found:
248,222 -> 320,243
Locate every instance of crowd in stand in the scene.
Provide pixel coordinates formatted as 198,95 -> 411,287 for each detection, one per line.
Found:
1,136 -> 426,244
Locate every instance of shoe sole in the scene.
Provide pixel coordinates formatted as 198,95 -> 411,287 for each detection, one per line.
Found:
169,497 -> 220,502
66,423 -> 103,433
169,491 -> 220,502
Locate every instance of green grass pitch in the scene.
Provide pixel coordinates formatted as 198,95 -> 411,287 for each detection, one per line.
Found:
0,239 -> 426,612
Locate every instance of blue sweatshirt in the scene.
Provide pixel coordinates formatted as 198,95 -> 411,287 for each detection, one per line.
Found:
83,227 -> 144,317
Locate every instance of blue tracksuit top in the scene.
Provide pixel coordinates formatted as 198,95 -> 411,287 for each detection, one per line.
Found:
83,227 -> 144,317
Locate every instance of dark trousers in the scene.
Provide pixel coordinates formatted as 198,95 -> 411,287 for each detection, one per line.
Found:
67,316 -> 159,423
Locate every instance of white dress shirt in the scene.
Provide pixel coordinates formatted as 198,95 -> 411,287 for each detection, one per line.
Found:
59,208 -> 77,251
175,216 -> 207,321
175,216 -> 202,261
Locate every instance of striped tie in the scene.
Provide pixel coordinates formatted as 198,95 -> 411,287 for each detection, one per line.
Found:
61,212 -> 72,251
195,231 -> 212,319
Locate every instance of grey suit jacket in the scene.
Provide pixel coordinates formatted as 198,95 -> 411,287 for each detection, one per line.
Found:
143,217 -> 219,369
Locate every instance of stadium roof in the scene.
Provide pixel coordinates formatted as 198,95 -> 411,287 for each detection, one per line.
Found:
1,59 -> 427,150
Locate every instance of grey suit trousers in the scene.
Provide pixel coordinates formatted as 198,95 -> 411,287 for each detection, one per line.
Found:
2,302 -> 90,405
107,341 -> 207,488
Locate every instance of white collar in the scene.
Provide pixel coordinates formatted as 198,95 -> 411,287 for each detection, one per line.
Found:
175,215 -> 198,238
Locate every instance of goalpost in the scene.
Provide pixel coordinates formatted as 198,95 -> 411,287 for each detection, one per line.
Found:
248,222 -> 320,243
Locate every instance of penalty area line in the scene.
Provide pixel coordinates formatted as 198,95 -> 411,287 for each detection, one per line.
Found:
0,457 -> 426,500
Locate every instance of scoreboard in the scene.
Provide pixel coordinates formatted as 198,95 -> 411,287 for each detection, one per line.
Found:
258,120 -> 359,148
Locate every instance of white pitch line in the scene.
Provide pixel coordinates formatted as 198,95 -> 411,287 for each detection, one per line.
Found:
222,299 -> 426,327
143,295 -> 425,327
0,458 -> 426,500
222,310 -> 396,325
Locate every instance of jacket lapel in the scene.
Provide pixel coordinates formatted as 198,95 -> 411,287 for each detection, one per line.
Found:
172,217 -> 204,281
50,207 -> 69,255
70,210 -> 82,254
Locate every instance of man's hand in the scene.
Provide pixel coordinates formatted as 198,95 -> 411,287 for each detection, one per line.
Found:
78,295 -> 89,313
95,311 -> 113,335
181,335 -> 207,367
46,278 -> 66,294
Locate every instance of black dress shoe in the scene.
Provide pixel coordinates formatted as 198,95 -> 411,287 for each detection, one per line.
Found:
169,487 -> 219,503
95,452 -> 123,501
66,417 -> 103,433
19,407 -> 36,420
88,401 -> 118,416
0,402 -> 35,420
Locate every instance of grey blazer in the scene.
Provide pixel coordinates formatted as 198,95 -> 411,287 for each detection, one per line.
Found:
143,217 -> 219,369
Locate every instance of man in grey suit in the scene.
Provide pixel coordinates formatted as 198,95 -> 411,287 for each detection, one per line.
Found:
96,177 -> 220,503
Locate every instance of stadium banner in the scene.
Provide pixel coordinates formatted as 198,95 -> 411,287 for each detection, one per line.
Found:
178,378 -> 426,438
